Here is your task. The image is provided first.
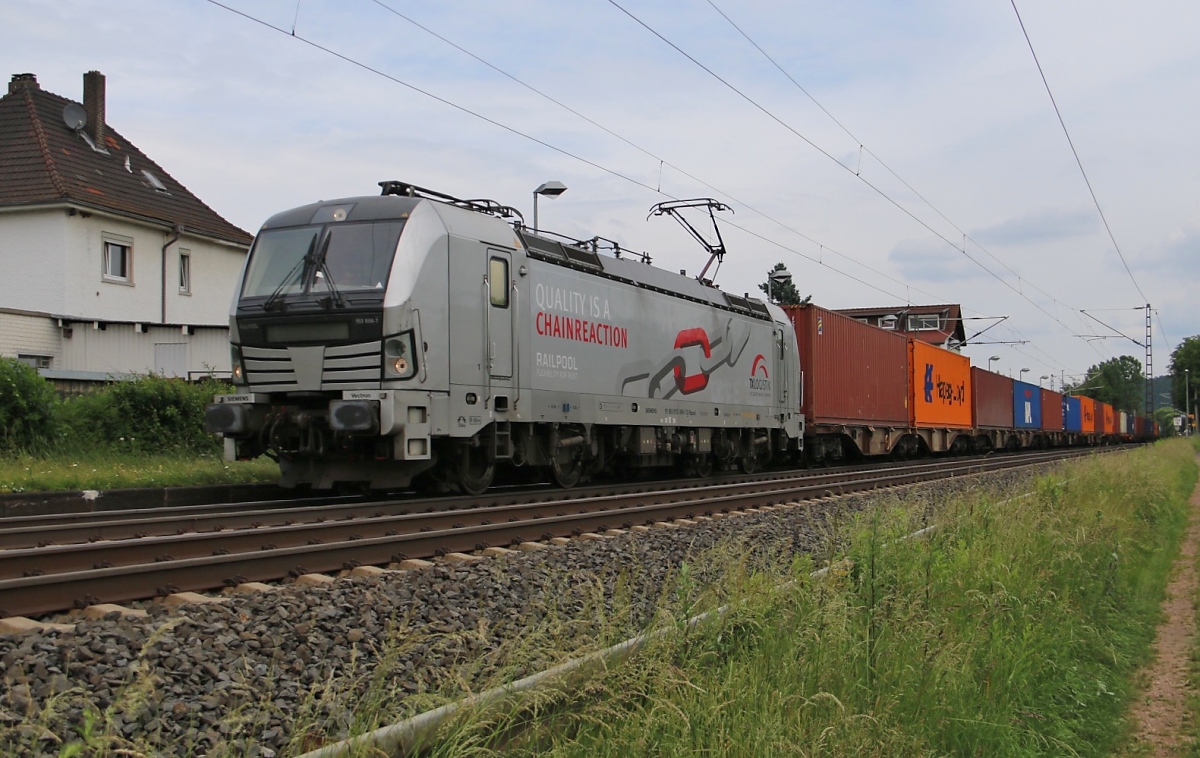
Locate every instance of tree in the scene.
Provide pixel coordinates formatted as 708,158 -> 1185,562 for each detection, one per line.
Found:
758,263 -> 810,306
1169,335 -> 1200,432
1064,355 -> 1144,412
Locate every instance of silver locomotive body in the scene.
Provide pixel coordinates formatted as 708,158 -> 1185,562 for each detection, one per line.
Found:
207,184 -> 803,491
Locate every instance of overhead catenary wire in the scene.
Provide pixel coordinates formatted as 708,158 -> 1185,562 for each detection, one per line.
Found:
1009,1 -> 1158,351
365,0 -> 1077,372
203,0 -> 1079,374
605,0 -> 1105,363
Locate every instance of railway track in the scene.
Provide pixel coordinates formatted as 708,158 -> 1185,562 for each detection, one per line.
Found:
0,448 -> 1104,619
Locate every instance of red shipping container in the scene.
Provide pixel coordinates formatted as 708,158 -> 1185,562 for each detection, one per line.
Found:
972,367 -> 1013,428
910,340 -> 973,429
1040,388 -> 1064,431
784,304 -> 910,426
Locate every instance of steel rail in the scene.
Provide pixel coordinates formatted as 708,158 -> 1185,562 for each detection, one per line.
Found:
0,451 -> 1075,550
0,450 -> 1101,619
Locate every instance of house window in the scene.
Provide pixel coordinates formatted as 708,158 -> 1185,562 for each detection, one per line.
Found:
179,250 -> 192,294
102,236 -> 133,283
907,314 -> 941,331
880,315 -> 897,330
17,354 -> 52,369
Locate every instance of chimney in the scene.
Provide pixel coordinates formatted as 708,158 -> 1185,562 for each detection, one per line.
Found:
83,70 -> 105,146
8,73 -> 38,95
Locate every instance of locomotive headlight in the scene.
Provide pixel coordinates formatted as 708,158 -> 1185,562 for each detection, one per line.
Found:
384,332 -> 417,379
230,345 -> 247,385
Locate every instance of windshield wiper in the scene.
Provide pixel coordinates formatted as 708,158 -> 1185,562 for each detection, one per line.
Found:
315,254 -> 345,310
262,233 -> 320,313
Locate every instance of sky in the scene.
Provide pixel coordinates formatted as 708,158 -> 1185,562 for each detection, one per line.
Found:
3,0 -> 1198,393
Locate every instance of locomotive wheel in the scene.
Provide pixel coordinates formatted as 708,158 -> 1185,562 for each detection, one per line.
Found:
691,454 -> 714,478
550,447 -> 583,488
738,445 -> 762,475
458,445 -> 495,496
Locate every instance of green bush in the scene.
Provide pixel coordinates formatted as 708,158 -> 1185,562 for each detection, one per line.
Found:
0,357 -> 59,454
57,374 -> 226,455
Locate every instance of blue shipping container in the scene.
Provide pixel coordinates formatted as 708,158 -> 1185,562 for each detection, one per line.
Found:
1013,381 -> 1041,429
1063,396 -> 1082,432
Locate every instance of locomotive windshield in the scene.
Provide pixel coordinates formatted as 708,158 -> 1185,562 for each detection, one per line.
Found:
240,219 -> 405,300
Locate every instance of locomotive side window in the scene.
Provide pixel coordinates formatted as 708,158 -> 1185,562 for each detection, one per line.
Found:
489,257 -> 509,307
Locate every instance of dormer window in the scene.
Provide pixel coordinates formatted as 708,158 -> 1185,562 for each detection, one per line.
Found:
880,315 -> 898,330
907,314 -> 941,331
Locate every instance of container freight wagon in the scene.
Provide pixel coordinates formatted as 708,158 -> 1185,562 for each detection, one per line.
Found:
1041,388 -> 1064,438
1063,396 -> 1082,433
971,367 -> 1014,450
909,339 -> 973,453
785,304 -> 909,463
1080,397 -> 1098,438
1101,403 -> 1116,437
1012,379 -> 1042,444
1119,411 -> 1129,440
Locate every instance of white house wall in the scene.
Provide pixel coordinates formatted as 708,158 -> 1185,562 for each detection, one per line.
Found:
0,207 -> 247,379
0,209 -> 70,314
60,214 -> 245,326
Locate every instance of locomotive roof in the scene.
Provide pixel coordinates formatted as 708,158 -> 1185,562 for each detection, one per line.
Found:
259,194 -> 423,230
259,193 -> 776,322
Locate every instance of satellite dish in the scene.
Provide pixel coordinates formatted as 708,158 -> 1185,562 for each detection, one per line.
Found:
62,103 -> 87,131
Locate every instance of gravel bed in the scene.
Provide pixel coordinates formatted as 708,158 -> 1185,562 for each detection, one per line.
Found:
0,465 -> 1051,755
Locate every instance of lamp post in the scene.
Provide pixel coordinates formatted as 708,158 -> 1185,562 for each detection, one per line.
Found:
1019,368 -> 1030,383
767,268 -> 793,303
532,181 -> 567,233
988,356 -> 1000,372
1187,368 -> 1192,435
1039,375 -> 1049,388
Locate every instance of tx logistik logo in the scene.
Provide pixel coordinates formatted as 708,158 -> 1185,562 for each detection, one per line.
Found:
749,354 -> 771,393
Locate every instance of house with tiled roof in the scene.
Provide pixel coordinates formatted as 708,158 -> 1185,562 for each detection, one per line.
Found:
834,304 -> 967,351
0,70 -> 252,389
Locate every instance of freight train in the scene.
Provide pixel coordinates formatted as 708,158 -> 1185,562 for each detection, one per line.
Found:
204,182 -> 1156,492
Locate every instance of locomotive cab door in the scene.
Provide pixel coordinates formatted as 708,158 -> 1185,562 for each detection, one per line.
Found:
486,251 -> 513,379
774,326 -> 788,415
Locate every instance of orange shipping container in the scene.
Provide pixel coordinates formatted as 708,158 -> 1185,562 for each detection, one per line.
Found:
1102,403 -> 1116,434
909,340 -> 972,429
1080,397 -> 1097,433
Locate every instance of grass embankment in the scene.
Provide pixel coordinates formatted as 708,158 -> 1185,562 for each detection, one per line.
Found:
428,441 -> 1196,757
0,358 -> 279,491
0,453 -> 278,493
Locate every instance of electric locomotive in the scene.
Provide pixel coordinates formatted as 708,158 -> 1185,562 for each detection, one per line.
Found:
206,182 -> 804,492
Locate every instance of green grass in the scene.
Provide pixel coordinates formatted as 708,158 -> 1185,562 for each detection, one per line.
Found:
437,441 -> 1198,757
0,452 -> 279,492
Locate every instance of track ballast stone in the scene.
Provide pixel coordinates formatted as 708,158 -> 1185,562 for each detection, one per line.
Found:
0,466 -> 1047,755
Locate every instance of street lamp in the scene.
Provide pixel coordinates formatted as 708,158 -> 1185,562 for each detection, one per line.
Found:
767,268 -> 793,303
1039,375 -> 1049,388
532,181 -> 567,233
988,356 -> 1000,372
1019,368 -> 1030,382
1187,368 -> 1192,435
